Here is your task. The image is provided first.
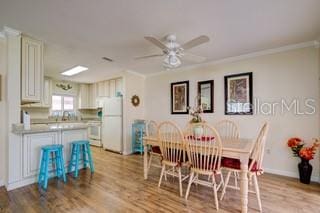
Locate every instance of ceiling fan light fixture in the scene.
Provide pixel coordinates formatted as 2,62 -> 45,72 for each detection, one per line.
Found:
163,53 -> 181,69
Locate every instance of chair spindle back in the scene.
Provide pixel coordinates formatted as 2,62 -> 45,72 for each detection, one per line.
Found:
185,123 -> 223,173
249,122 -> 269,171
215,120 -> 240,140
158,121 -> 185,165
146,120 -> 158,137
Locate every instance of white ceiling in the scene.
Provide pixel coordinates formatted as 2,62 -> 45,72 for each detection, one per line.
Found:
0,0 -> 319,83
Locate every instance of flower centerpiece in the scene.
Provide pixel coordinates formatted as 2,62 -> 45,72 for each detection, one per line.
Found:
188,95 -> 204,123
188,95 -> 204,137
287,137 -> 320,184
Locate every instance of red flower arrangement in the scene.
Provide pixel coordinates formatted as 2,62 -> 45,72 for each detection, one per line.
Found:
287,137 -> 320,160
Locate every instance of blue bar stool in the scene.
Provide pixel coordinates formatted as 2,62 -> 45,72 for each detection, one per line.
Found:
38,144 -> 67,190
68,140 -> 94,178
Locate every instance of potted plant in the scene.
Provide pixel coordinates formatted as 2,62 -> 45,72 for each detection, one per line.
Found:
188,96 -> 204,137
287,137 -> 320,184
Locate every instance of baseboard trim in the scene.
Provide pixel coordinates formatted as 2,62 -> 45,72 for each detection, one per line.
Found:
6,177 -> 37,191
264,168 -> 319,183
0,179 -> 4,187
122,150 -> 133,155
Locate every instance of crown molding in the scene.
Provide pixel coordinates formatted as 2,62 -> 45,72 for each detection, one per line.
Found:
3,26 -> 21,36
125,70 -> 146,79
146,40 -> 318,77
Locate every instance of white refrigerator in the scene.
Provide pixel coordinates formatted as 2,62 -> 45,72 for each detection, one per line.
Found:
102,97 -> 123,153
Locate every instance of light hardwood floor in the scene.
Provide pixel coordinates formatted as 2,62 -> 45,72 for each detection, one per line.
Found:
0,147 -> 319,212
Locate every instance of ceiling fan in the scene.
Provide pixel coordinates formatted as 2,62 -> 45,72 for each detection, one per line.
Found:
135,34 -> 210,69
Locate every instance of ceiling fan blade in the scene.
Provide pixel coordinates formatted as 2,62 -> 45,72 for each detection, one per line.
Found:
181,35 -> 210,50
134,54 -> 164,60
183,52 -> 207,63
144,36 -> 168,50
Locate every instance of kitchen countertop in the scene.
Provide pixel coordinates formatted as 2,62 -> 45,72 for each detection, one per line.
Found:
31,119 -> 101,125
12,122 -> 89,134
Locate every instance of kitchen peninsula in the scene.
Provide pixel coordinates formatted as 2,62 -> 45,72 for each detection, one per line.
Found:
8,123 -> 88,190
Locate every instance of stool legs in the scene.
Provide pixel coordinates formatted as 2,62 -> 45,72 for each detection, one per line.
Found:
74,145 -> 80,178
38,146 -> 66,190
83,144 -> 88,168
55,148 -> 67,183
43,151 -> 50,190
59,149 -> 67,183
38,151 -> 46,187
68,144 -> 75,173
86,143 -> 95,173
68,142 -> 94,178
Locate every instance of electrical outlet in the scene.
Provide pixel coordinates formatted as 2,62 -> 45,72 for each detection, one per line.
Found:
266,149 -> 271,154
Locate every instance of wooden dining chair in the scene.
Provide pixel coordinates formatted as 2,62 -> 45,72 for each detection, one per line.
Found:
184,123 -> 223,210
214,119 -> 240,186
157,121 -> 189,197
146,120 -> 162,174
220,122 -> 269,212
214,119 -> 240,140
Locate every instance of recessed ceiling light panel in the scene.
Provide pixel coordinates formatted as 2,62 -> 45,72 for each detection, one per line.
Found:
61,65 -> 88,76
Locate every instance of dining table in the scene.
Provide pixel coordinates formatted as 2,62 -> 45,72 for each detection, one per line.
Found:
143,136 -> 255,213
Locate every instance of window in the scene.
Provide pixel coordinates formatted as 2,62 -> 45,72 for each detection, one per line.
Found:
51,95 -> 75,115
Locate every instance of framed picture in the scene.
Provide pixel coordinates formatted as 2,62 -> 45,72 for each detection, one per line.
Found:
171,81 -> 189,114
198,80 -> 214,113
224,72 -> 253,115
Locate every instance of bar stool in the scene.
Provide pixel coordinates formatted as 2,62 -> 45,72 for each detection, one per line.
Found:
38,144 -> 67,190
68,140 -> 94,178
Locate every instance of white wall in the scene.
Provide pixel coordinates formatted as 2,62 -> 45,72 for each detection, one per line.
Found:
122,71 -> 145,155
0,36 -> 6,186
5,29 -> 22,187
145,46 -> 320,181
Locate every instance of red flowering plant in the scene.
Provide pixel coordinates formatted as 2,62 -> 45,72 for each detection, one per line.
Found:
287,137 -> 320,160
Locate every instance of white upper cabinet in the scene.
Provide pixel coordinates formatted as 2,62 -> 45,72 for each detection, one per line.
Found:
21,35 -> 44,103
115,78 -> 123,96
88,83 -> 97,108
79,84 -> 89,109
97,81 -> 106,97
42,78 -> 52,107
104,81 -> 110,97
109,79 -> 116,97
79,83 -> 98,108
79,78 -> 123,108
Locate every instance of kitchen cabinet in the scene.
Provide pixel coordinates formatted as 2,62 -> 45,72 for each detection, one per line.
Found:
79,83 -> 98,108
97,81 -> 106,97
115,78 -> 123,96
97,80 -> 110,97
96,78 -> 122,98
21,77 -> 52,108
89,83 -> 97,108
22,132 -> 59,178
42,78 -> 52,107
21,35 -> 44,103
79,84 -> 89,109
109,79 -> 116,97
104,81 -> 110,97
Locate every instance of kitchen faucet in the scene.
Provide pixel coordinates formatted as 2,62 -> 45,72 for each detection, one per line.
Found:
62,111 -> 71,121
